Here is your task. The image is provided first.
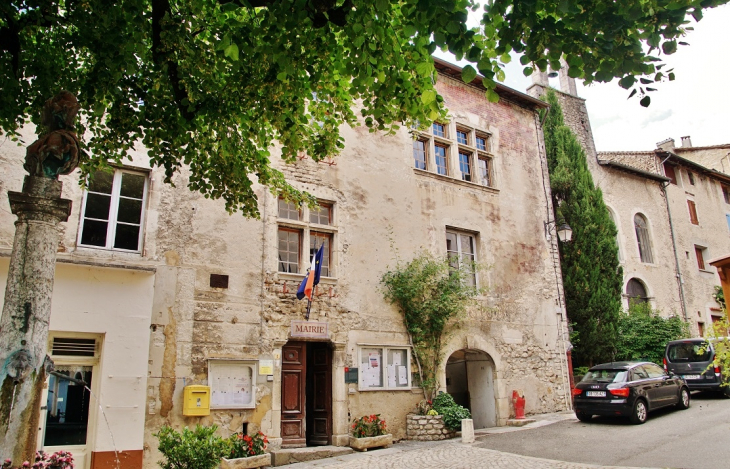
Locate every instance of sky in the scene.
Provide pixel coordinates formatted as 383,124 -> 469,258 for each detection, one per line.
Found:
440,4 -> 730,152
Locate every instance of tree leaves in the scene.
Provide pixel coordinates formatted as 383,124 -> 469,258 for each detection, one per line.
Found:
461,65 -> 477,83
0,0 -> 725,215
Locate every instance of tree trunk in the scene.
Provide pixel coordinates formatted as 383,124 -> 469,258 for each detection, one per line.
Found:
0,176 -> 71,463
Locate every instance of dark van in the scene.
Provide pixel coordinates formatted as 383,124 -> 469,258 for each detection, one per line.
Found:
664,338 -> 729,396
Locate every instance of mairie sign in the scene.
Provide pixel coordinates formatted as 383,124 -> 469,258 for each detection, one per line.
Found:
291,321 -> 329,339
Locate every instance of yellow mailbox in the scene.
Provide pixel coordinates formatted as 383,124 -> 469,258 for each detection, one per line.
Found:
183,385 -> 211,416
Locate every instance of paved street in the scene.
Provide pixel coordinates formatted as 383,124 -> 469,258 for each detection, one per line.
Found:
475,392 -> 730,469
285,391 -> 730,469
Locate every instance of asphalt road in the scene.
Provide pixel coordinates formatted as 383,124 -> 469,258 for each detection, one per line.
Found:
475,392 -> 730,469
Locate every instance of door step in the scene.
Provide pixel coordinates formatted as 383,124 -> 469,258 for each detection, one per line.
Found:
271,446 -> 355,466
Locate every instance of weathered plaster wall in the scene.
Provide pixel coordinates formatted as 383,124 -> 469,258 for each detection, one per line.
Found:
1,73 -> 571,469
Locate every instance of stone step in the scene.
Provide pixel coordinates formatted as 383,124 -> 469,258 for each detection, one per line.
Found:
505,418 -> 537,427
270,445 -> 354,467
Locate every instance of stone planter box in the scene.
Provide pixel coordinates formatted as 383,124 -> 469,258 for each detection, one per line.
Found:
406,413 -> 456,441
220,453 -> 271,469
348,434 -> 393,452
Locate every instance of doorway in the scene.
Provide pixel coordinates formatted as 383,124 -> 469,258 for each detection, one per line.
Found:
281,341 -> 332,447
445,349 -> 497,428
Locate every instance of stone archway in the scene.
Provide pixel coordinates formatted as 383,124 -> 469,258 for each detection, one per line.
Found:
445,349 -> 497,429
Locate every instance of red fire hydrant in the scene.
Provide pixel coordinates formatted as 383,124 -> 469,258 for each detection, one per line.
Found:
512,390 -> 526,419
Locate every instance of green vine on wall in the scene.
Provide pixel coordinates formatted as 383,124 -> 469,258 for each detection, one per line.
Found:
380,251 -> 478,400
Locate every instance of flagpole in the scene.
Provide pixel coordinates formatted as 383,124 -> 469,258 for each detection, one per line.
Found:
305,284 -> 317,320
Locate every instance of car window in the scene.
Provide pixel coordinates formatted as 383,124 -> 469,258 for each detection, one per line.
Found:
581,369 -> 628,383
632,366 -> 650,380
643,363 -> 666,379
667,342 -> 712,363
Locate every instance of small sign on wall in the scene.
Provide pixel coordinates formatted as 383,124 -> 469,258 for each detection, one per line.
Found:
258,360 -> 274,375
291,321 -> 328,339
345,367 -> 359,383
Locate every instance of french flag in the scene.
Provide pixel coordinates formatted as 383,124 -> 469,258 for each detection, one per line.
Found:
297,244 -> 324,301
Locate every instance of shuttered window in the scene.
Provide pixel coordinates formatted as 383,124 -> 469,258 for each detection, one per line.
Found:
688,200 -> 699,225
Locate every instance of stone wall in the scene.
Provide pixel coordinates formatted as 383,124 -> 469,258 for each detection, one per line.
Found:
406,414 -> 455,441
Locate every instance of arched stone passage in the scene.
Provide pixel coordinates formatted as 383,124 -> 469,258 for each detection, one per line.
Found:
445,349 -> 497,429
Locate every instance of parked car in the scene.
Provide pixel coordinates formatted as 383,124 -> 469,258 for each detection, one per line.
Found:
572,361 -> 690,424
664,338 -> 730,397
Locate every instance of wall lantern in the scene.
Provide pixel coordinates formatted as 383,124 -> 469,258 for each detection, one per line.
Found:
545,220 -> 573,243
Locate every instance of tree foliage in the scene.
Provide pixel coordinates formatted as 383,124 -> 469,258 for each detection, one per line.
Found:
380,252 -> 477,399
706,309 -> 730,390
2,0 -> 727,215
615,302 -> 689,364
542,89 -> 623,367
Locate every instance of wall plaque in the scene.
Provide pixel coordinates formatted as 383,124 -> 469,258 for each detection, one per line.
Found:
291,321 -> 329,338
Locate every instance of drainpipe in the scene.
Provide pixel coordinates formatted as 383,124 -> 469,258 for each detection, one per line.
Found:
660,153 -> 689,322
260,191 -> 268,330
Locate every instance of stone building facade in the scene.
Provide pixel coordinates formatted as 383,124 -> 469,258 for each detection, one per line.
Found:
527,70 -> 730,335
0,59 -> 572,469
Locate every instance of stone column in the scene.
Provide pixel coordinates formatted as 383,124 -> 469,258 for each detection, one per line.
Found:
0,91 -> 80,464
0,177 -> 72,462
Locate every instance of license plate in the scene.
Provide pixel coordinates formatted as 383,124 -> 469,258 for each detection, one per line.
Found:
683,374 -> 701,380
586,391 -> 606,397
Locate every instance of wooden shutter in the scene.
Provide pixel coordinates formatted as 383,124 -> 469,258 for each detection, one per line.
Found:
687,200 -> 699,225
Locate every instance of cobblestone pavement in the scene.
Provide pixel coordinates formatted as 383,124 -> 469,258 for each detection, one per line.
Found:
284,413 -> 659,469
283,439 -> 657,469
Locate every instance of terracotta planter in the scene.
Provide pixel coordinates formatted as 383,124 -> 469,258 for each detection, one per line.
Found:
220,453 -> 271,469
348,433 -> 393,452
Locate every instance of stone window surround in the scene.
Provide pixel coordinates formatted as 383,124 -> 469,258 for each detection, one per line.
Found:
77,167 -> 150,253
357,344 -> 412,391
623,276 -> 653,309
277,199 -> 337,279
412,121 -> 495,189
633,212 -> 655,265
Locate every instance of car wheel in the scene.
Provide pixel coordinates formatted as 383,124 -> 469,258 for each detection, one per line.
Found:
575,412 -> 592,422
676,387 -> 690,410
630,399 -> 648,425
723,386 -> 730,399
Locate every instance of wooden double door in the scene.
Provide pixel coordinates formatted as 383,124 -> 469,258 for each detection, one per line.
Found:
281,341 -> 332,447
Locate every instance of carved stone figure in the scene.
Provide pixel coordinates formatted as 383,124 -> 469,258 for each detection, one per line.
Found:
24,91 -> 82,178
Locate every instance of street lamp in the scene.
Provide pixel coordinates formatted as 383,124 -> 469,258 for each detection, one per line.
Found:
545,220 -> 573,243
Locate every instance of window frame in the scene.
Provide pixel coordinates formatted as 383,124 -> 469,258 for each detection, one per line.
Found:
412,138 -> 428,170
277,227 -> 301,274
77,168 -> 149,253
722,185 -> 730,204
663,163 -> 677,185
695,245 -> 708,271
278,198 -> 301,221
434,144 -> 449,176
432,122 -> 447,138
687,199 -> 699,225
458,150 -> 473,182
633,213 -> 654,264
446,228 -> 477,287
357,345 -> 412,391
277,199 -> 337,278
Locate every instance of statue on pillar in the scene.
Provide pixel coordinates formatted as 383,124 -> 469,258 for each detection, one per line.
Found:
24,91 -> 82,178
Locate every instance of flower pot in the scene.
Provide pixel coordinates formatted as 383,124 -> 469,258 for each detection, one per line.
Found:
220,453 -> 271,469
348,433 -> 393,452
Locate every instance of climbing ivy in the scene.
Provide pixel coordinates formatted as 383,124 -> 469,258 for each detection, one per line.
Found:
381,252 -> 478,399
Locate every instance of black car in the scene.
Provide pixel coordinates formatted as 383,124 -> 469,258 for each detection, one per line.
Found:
664,338 -> 730,396
572,361 -> 690,424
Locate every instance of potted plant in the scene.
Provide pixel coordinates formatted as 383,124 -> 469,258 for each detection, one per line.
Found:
2,451 -> 74,469
156,425 -> 228,469
349,414 -> 393,452
221,431 -> 271,469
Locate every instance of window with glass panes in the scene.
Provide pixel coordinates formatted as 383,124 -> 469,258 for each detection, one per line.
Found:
478,157 -> 491,187
278,200 -> 336,276
310,203 -> 331,225
435,145 -> 448,175
278,228 -> 300,273
413,139 -> 427,170
446,230 -> 476,287
634,214 -> 654,264
458,151 -> 472,182
456,130 -> 468,145
310,232 -> 331,277
79,169 -> 147,251
476,135 -> 489,152
278,199 -> 300,220
358,346 -> 411,390
432,122 -> 446,138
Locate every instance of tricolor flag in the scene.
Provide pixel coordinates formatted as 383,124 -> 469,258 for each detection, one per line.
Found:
297,244 -> 324,301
